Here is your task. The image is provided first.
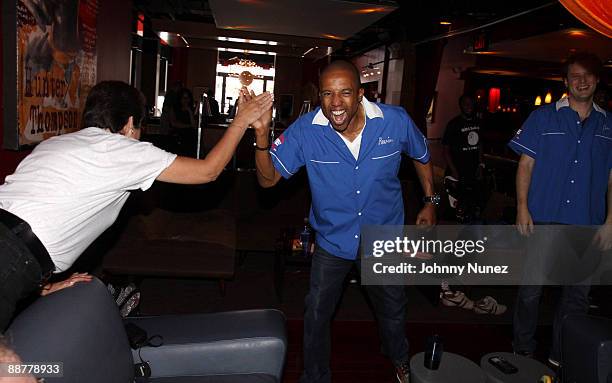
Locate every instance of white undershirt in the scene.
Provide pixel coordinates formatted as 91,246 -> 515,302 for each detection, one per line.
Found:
335,116 -> 367,161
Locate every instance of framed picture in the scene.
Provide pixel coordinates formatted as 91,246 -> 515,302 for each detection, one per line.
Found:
2,0 -> 98,149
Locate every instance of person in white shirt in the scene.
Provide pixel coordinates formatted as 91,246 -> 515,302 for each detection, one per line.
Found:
0,80 -> 272,330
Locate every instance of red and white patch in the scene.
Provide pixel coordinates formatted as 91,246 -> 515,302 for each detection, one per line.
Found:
271,134 -> 285,151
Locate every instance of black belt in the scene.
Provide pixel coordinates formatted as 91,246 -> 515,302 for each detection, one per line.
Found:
0,209 -> 55,280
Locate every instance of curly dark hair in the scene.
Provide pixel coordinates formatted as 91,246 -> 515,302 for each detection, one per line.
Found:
82,81 -> 146,133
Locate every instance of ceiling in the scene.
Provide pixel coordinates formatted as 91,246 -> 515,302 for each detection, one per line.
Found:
135,0 -> 611,67
208,0 -> 397,40
465,28 -> 612,63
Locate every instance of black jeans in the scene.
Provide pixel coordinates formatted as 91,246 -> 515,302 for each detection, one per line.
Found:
0,222 -> 43,332
300,246 -> 409,383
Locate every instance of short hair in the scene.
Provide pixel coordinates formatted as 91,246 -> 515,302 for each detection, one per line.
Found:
562,52 -> 602,79
458,94 -> 474,105
320,60 -> 361,88
82,81 -> 146,133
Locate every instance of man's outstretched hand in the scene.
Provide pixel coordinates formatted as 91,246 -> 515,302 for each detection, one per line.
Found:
239,87 -> 273,138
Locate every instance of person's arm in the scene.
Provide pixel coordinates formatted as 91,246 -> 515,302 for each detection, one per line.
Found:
245,90 -> 283,188
442,145 -> 459,179
516,154 -> 535,235
158,90 -> 273,184
414,160 -> 437,226
593,170 -> 612,250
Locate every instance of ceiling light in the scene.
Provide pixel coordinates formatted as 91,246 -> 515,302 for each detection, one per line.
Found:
352,7 -> 388,14
439,21 -> 452,25
159,31 -> 169,42
321,33 -> 342,40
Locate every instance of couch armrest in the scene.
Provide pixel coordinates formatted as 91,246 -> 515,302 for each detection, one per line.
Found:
127,309 -> 286,381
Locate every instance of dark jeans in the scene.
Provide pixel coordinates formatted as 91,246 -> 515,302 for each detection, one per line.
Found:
300,246 -> 409,383
513,284 -> 590,361
0,223 -> 43,332
512,223 -> 591,362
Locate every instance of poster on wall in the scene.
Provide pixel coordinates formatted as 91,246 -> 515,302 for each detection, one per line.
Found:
2,0 -> 98,149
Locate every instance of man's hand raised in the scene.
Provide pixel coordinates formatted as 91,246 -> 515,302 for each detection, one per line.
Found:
233,87 -> 273,130
239,87 -> 273,137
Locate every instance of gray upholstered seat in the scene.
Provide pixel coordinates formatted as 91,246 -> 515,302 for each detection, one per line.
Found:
5,278 -> 286,383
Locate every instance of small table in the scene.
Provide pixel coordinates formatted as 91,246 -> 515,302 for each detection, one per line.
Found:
274,227 -> 313,302
410,352 -> 486,383
480,352 -> 555,383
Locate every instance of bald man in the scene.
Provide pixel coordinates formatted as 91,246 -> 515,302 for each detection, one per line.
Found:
250,60 -> 437,383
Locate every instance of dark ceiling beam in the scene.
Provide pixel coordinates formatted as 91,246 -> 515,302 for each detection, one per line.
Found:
152,19 -> 343,50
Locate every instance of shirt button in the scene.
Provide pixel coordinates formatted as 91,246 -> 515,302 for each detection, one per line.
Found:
354,235 -> 359,239
574,160 -> 578,163
355,166 -> 359,170
566,200 -> 570,203
358,212 -> 362,216
570,180 -> 575,184
577,121 -> 580,125
356,190 -> 361,194
577,140 -> 581,143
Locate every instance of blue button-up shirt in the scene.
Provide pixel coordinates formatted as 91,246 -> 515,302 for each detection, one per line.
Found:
508,97 -> 611,225
270,98 -> 430,259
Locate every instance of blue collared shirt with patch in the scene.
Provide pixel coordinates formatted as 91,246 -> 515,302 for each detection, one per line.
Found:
508,97 -> 611,225
270,98 -> 430,260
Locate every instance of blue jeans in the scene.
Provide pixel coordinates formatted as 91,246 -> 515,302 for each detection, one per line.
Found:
0,223 -> 43,331
300,246 -> 409,383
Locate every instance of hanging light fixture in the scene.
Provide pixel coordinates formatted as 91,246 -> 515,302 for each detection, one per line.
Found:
534,96 -> 542,106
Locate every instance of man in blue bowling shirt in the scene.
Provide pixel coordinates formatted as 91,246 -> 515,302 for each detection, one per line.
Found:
509,52 -> 612,367
251,60 -> 437,383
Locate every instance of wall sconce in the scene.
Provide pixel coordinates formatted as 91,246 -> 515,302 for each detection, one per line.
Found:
534,96 -> 542,106
544,92 -> 552,104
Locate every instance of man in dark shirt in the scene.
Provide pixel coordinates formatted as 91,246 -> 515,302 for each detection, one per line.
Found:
442,94 -> 484,220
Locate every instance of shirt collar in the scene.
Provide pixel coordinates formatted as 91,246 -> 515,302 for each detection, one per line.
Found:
555,96 -> 606,116
312,97 -> 384,126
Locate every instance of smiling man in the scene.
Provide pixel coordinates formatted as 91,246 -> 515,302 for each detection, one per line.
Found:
251,60 -> 437,383
509,52 -> 611,368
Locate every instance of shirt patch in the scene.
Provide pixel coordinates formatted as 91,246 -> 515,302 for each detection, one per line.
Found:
271,135 -> 284,151
378,137 -> 394,145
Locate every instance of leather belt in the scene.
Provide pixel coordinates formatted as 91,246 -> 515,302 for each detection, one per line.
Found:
0,209 -> 55,280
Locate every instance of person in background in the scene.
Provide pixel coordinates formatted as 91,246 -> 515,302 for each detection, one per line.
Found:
169,88 -> 198,156
442,94 -> 485,222
250,60 -> 437,383
509,52 -> 611,368
0,81 -> 272,331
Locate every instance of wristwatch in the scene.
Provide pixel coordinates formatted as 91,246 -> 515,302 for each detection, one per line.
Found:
422,194 -> 441,206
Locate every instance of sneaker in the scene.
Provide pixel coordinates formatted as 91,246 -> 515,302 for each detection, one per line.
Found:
440,290 -> 474,310
395,360 -> 410,383
514,350 -> 534,359
547,357 -> 560,368
473,296 -> 507,315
